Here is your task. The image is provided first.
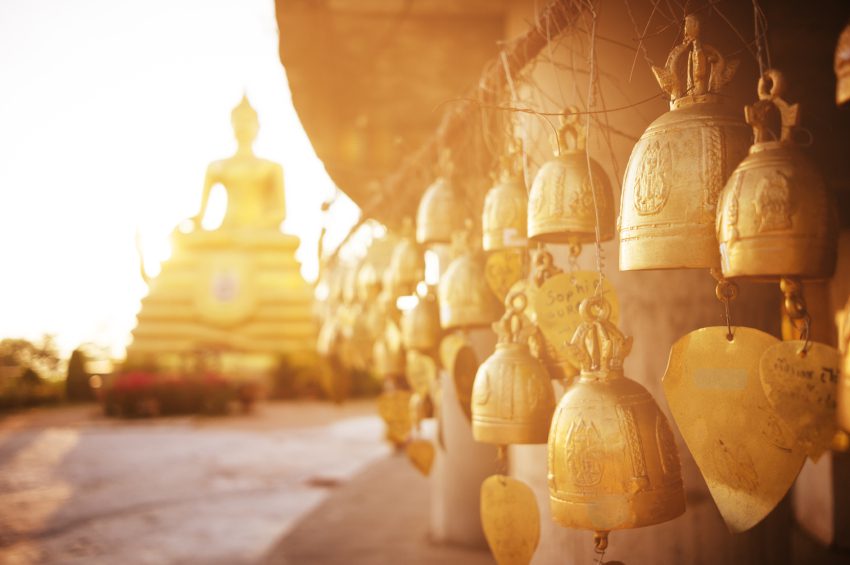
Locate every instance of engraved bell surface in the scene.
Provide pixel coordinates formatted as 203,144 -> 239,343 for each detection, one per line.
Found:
438,229 -> 501,331
548,296 -> 685,542
528,109 -> 614,245
835,22 -> 850,105
471,292 -> 556,445
401,290 -> 441,352
619,14 -> 751,271
483,146 -> 528,252
717,70 -> 838,280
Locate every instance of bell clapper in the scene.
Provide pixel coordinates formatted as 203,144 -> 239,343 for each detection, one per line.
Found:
780,277 -> 812,357
711,269 -> 739,342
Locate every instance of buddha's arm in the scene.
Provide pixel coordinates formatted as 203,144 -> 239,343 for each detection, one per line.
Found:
268,163 -> 286,225
196,165 -> 218,224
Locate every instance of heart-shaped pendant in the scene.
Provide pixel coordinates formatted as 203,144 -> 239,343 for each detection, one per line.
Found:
760,340 -> 840,461
481,474 -> 540,565
663,327 -> 805,532
406,439 -> 435,476
485,249 -> 526,302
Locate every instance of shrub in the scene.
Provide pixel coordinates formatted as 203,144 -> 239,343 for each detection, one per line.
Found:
102,371 -> 234,418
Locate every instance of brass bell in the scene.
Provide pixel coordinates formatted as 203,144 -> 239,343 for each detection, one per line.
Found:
482,145 -> 528,251
438,227 -> 501,330
387,219 -> 425,297
416,150 -> 463,245
838,298 -> 850,432
717,70 -> 838,280
401,289 -> 441,352
472,292 -> 555,445
548,296 -> 685,549
836,22 -> 850,105
528,108 -> 614,245
619,14 -> 751,271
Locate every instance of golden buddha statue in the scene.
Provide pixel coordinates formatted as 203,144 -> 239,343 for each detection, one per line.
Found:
126,96 -> 316,373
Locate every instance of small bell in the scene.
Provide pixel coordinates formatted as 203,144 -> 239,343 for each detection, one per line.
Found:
548,296 -> 685,548
619,14 -> 751,271
416,150 -> 463,245
836,22 -> 850,106
401,289 -> 441,352
472,292 -> 556,445
717,70 -> 838,280
528,107 -> 614,245
438,226 -> 501,330
483,143 -> 528,251
387,219 -> 425,297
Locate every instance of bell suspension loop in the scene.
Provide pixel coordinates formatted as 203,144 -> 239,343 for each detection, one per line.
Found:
711,269 -> 739,342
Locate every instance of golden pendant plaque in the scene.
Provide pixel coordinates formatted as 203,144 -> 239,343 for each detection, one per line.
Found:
528,108 -> 614,245
485,249 -> 526,303
619,15 -> 750,271
663,326 -> 805,532
472,292 -> 555,445
405,349 -> 437,396
549,296 -> 685,548
533,271 -> 618,371
406,439 -> 435,476
440,332 -> 478,422
481,475 -> 540,565
378,389 -> 413,447
717,70 -> 838,280
760,340 -> 841,460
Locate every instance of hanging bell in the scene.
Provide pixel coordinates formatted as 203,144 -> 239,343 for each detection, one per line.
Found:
387,219 -> 425,297
482,144 -> 528,251
528,107 -> 615,245
717,70 -> 838,280
472,292 -> 556,445
548,296 -> 685,548
619,14 -> 751,271
438,226 -> 501,330
401,289 -> 441,352
416,150 -> 463,245
836,22 -> 850,106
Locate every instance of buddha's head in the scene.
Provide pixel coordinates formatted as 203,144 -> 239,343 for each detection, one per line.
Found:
231,95 -> 259,146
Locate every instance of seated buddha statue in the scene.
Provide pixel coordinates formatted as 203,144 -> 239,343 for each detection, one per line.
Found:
189,95 -> 287,241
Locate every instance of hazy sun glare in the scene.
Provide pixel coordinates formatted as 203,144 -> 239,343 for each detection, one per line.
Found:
0,0 -> 360,358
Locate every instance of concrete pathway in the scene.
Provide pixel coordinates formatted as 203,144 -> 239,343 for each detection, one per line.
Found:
0,402 -> 390,564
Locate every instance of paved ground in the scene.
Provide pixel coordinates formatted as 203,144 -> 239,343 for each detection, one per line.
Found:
0,402 -> 493,565
0,402 -> 390,564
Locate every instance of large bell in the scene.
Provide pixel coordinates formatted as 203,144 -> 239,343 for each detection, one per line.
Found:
438,228 -> 501,330
717,70 -> 838,280
482,148 -> 528,251
548,296 -> 685,548
528,108 -> 614,245
387,219 -> 425,297
416,150 -> 463,246
472,292 -> 556,445
401,289 -> 441,352
836,22 -> 850,106
619,14 -> 751,271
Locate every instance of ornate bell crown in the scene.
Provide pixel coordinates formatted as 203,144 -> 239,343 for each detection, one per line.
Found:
745,70 -> 798,145
652,14 -> 739,108
493,292 -> 536,346
568,295 -> 633,375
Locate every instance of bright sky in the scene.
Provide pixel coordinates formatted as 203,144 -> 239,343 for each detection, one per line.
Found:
0,0 -> 360,358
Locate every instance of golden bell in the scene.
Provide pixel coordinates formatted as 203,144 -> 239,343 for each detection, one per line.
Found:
472,292 -> 555,445
373,320 -> 405,379
483,147 -> 528,251
548,296 -> 685,547
528,108 -> 614,245
387,219 -> 425,297
717,70 -> 838,280
401,289 -> 441,352
838,297 -> 850,432
416,176 -> 463,246
438,229 -> 501,330
619,14 -> 751,271
836,22 -> 850,105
